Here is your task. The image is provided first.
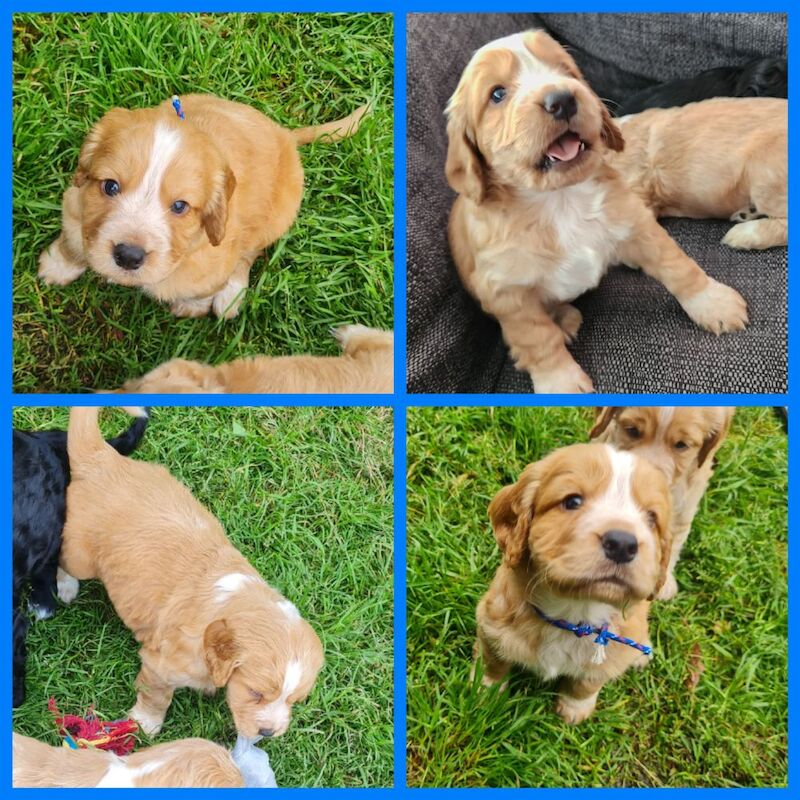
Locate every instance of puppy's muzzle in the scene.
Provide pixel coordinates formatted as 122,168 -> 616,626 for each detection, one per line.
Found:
258,728 -> 275,739
543,90 -> 577,121
113,242 -> 146,271
601,529 -> 638,564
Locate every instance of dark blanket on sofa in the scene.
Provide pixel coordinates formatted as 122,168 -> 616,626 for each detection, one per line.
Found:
406,13 -> 787,394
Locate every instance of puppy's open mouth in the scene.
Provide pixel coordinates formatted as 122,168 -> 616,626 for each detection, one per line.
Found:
538,131 -> 588,170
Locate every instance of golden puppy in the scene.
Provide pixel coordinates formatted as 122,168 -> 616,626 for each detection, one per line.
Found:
446,31 -> 748,393
117,325 -> 393,394
60,407 -> 324,739
590,406 -> 733,600
474,443 -> 671,723
39,95 -> 367,318
610,98 -> 787,250
13,733 -> 245,788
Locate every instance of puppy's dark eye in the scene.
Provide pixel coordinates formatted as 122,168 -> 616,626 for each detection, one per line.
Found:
249,689 -> 264,702
489,86 -> 507,104
624,426 -> 641,439
101,179 -> 120,197
646,510 -> 658,529
562,494 -> 583,511
171,200 -> 189,215
674,441 -> 688,451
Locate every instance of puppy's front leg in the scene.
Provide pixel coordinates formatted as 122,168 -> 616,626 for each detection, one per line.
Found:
483,289 -> 594,394
130,653 -> 175,736
472,628 -> 512,690
38,187 -> 87,286
211,255 -> 255,319
555,677 -> 604,725
619,215 -> 748,335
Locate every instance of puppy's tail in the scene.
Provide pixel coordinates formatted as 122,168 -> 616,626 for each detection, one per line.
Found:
68,406 -> 147,467
291,103 -> 370,145
106,407 -> 150,456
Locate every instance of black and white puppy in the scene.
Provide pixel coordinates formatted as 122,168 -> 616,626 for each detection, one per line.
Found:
12,408 -> 150,707
617,56 -> 787,116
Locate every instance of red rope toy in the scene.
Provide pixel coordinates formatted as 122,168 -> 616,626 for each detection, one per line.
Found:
48,698 -> 138,756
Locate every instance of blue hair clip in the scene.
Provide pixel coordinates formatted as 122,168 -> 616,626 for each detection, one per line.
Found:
171,95 -> 186,121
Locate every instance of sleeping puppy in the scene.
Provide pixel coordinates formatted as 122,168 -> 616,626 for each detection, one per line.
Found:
60,407 -> 324,740
617,57 -> 787,116
12,408 -> 149,707
39,95 -> 367,318
590,407 -> 733,600
118,325 -> 394,394
13,733 -> 245,788
445,30 -> 748,393
474,443 -> 671,723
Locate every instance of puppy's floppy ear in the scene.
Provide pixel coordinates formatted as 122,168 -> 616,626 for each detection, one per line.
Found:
204,619 -> 242,687
589,407 -> 621,439
600,105 -> 625,152
488,464 -> 539,568
445,93 -> 489,204
647,496 -> 673,601
697,408 -> 734,467
73,108 -> 131,187
202,165 -> 237,246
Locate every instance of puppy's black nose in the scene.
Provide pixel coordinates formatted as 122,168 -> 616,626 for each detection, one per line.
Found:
258,728 -> 274,738
113,243 -> 146,271
543,90 -> 577,121
601,530 -> 638,564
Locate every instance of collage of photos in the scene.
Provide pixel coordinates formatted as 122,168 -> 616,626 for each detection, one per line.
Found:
8,8 -> 790,793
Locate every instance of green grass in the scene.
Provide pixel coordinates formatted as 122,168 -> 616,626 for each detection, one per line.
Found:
13,406 -> 394,788
406,406 -> 787,788
12,13 -> 393,392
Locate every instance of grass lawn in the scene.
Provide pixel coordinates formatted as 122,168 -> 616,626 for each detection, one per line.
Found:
13,406 -> 394,788
13,13 -> 393,393
406,406 -> 787,788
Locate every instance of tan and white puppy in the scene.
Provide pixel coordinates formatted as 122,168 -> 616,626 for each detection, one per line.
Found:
117,325 -> 393,394
591,406 -> 733,600
13,733 -> 245,788
39,95 -> 367,318
610,98 -> 787,250
446,31 -> 748,393
60,407 -> 324,739
474,443 -> 671,723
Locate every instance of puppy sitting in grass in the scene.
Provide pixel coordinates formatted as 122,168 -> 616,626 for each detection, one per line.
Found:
39,94 -> 367,318
474,443 -> 671,723
59,406 -> 324,741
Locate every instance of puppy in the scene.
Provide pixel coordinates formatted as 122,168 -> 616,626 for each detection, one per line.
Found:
13,733 -> 245,788
590,406 -> 733,600
118,325 -> 394,394
609,97 -> 787,250
445,30 -> 748,393
12,408 -> 149,707
617,57 -> 787,116
60,407 -> 324,739
474,443 -> 671,723
39,95 -> 367,318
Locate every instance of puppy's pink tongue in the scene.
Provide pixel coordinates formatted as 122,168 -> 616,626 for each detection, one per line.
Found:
547,131 -> 581,161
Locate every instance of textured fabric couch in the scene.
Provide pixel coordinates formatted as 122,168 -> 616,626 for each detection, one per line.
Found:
406,13 -> 787,393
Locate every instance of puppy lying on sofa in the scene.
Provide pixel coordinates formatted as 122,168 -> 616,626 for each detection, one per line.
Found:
59,407 -> 324,739
474,443 -> 671,723
39,94 -> 367,318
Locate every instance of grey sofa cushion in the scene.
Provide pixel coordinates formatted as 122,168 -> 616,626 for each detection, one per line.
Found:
406,13 -> 787,393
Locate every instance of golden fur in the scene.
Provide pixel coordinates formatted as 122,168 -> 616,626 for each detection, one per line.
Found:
13,733 -> 245,788
446,30 -> 749,393
39,95 -> 367,318
610,98 -> 787,250
60,407 -> 324,738
474,443 -> 672,723
590,406 -> 733,599
118,325 -> 393,394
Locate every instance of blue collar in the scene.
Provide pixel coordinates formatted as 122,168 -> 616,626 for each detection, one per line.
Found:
171,95 -> 186,121
532,605 -> 652,657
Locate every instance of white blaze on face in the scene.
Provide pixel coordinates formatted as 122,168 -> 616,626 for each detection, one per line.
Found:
255,659 -> 303,734
214,572 -> 259,603
277,600 -> 301,622
657,406 -> 676,432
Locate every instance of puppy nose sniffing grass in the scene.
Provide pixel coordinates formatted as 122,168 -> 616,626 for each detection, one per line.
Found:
60,406 -> 324,739
473,443 -> 672,723
39,94 -> 369,319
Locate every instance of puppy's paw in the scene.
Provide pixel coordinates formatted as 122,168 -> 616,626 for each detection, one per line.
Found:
28,601 -> 56,621
38,243 -> 86,286
56,569 -> 79,604
211,278 -> 247,319
655,573 -> 678,601
681,279 -> 748,334
555,692 -> 598,725
531,362 -> 594,394
552,304 -> 583,344
332,324 -> 392,355
170,296 -> 213,318
129,704 -> 164,736
722,219 -> 774,250
469,661 -> 509,691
